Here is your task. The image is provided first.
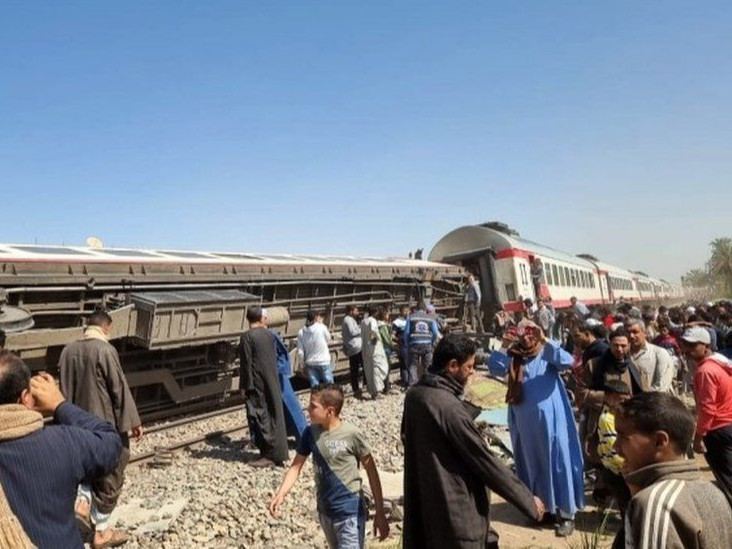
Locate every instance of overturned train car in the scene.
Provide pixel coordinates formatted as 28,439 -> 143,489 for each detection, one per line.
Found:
0,244 -> 464,421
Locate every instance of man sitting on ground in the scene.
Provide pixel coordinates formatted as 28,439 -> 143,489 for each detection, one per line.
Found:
614,391 -> 732,548
0,351 -> 121,548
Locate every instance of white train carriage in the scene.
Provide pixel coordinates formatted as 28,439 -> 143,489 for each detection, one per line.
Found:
430,223 -> 604,313
430,222 -> 685,321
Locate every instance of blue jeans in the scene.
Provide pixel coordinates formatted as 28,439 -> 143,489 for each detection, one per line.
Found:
407,344 -> 433,385
319,511 -> 366,549
307,363 -> 334,387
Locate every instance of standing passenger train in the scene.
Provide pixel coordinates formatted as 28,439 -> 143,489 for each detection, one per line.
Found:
430,222 -> 684,320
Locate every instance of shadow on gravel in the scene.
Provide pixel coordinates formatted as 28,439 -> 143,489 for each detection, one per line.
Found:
186,436 -> 251,463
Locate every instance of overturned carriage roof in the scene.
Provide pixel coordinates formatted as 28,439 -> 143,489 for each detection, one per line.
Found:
0,243 -> 465,287
0,243 -> 453,267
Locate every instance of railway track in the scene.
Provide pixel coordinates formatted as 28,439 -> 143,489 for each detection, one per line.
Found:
130,372 -> 400,466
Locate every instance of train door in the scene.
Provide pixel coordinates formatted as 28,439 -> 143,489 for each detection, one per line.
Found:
440,248 -> 500,325
605,275 -> 614,303
597,272 -> 609,303
527,254 -> 551,302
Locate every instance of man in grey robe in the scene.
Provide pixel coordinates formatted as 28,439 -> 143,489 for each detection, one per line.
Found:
59,309 -> 142,548
240,305 -> 288,467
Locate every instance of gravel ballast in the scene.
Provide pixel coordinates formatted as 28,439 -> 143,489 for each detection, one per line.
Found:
117,389 -> 406,548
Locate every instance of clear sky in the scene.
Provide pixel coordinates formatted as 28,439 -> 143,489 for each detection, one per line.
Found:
1,2 -> 730,282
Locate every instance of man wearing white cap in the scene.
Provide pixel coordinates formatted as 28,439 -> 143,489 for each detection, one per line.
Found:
681,326 -> 732,504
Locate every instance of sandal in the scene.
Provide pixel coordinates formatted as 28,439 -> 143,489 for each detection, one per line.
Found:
74,498 -> 93,541
92,529 -> 130,548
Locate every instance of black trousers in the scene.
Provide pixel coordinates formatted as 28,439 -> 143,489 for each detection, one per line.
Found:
348,352 -> 364,393
704,423 -> 732,505
598,467 -> 631,517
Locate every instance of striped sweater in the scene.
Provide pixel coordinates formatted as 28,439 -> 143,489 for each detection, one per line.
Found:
624,460 -> 732,549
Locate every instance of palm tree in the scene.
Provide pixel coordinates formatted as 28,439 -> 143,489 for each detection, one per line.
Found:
682,267 -> 713,288
709,238 -> 732,296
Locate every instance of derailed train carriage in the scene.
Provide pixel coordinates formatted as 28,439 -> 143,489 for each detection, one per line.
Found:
0,244 -> 464,421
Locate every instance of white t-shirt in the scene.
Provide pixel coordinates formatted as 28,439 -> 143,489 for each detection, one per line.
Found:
296,323 -> 332,365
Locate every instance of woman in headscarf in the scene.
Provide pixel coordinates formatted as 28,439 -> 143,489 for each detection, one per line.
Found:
488,319 -> 584,537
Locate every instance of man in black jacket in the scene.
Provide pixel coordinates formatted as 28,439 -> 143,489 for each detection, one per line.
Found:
402,334 -> 544,549
575,321 -> 609,367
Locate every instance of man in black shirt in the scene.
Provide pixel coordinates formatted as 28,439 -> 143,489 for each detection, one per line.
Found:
240,306 -> 288,467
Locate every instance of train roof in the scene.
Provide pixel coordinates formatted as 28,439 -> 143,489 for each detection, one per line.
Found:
429,225 -> 595,268
0,243 -> 453,269
430,224 -> 677,286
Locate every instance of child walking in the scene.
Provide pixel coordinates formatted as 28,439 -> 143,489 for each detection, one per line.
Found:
269,384 -> 390,548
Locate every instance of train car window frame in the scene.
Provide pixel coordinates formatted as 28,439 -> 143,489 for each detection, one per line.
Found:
505,283 -> 516,302
12,245 -> 94,256
552,264 -> 559,286
103,249 -> 160,258
546,263 -> 554,286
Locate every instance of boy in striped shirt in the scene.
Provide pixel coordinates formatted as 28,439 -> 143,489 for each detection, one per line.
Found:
613,392 -> 732,549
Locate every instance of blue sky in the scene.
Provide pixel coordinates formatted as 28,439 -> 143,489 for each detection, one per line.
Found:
1,2 -> 730,281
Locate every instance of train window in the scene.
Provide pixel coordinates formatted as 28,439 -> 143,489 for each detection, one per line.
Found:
559,267 -> 566,286
519,264 -> 527,285
259,255 -> 308,262
505,283 -> 516,302
570,269 -> 576,287
546,263 -> 554,285
13,246 -> 93,256
103,249 -> 159,258
159,251 -> 213,259
316,256 -> 362,263
552,264 -> 559,286
215,253 -> 265,261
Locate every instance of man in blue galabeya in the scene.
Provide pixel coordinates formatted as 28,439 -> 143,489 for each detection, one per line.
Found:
488,319 -> 584,537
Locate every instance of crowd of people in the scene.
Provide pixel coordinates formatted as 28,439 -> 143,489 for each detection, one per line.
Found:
2,292 -> 732,548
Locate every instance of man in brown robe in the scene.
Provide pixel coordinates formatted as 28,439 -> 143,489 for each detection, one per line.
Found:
240,306 -> 288,467
59,309 -> 143,548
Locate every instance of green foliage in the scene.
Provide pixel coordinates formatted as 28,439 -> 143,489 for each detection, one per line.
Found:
682,237 -> 732,297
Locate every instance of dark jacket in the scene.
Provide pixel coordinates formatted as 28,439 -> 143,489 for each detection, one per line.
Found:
59,335 -> 141,433
0,403 -> 122,548
402,373 -> 537,548
624,460 -> 732,549
581,338 -> 609,368
579,350 -> 633,461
